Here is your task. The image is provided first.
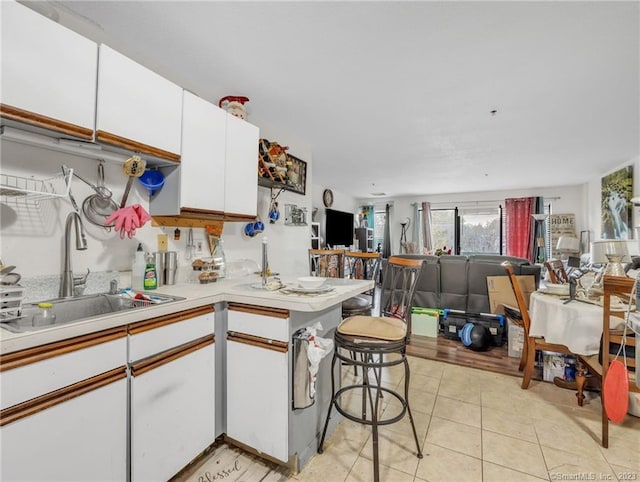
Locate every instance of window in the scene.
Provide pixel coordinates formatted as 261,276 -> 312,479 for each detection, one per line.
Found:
373,209 -> 386,253
430,209 -> 455,252
419,204 -> 503,255
459,207 -> 502,255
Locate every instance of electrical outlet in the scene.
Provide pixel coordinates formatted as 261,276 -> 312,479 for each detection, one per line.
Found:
157,234 -> 168,252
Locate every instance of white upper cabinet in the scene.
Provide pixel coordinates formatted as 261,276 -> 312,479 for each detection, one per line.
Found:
224,113 -> 259,220
0,0 -> 97,139
179,91 -> 227,213
96,45 -> 182,160
151,94 -> 259,223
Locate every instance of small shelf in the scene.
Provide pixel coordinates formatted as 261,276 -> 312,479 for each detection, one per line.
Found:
0,168 -> 72,201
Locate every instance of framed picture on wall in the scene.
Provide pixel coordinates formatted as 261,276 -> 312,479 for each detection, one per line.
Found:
258,138 -> 307,195
601,165 -> 633,240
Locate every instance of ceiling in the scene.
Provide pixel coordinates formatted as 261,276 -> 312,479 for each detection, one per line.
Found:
24,1 -> 640,199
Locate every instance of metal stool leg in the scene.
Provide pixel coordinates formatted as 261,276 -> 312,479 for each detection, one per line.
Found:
317,350 -> 339,454
403,356 -> 423,459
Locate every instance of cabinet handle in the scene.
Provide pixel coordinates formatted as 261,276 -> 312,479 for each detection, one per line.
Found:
131,334 -> 214,377
0,326 -> 127,372
128,305 -> 214,335
0,367 -> 126,427
227,303 -> 289,319
0,103 -> 93,139
96,130 -> 180,163
227,331 -> 288,353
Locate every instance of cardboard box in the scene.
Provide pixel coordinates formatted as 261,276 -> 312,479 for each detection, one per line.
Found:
411,307 -> 439,338
487,275 -> 536,315
507,319 -> 524,358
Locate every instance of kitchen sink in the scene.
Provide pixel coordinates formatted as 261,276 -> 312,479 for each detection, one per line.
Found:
0,292 -> 185,334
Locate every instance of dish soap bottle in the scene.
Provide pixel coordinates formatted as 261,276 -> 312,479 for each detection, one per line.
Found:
132,243 -> 146,290
143,253 -> 158,290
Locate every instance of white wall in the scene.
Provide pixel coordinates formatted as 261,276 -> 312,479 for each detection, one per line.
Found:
358,184 -> 586,256
0,124 -> 361,289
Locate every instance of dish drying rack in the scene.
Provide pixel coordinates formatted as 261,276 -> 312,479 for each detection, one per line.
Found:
0,168 -> 73,201
0,285 -> 24,323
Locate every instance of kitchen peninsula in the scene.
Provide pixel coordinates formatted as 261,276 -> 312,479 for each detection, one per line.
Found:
0,276 -> 373,481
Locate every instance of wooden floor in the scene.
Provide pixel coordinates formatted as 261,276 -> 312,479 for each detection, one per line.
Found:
407,333 -> 523,378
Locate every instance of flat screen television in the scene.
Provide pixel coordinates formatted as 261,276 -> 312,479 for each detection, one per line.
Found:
325,208 -> 354,248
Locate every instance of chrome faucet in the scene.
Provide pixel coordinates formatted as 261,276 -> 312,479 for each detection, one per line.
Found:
60,212 -> 89,298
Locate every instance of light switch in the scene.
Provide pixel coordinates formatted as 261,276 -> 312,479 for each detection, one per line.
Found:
157,234 -> 168,251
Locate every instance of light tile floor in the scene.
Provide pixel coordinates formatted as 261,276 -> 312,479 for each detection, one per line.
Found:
181,356 -> 640,482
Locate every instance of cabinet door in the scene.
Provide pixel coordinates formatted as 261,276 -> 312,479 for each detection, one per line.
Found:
131,337 -> 215,482
96,45 -> 182,159
179,91 -> 226,212
226,337 -> 288,462
224,114 -> 259,219
1,377 -> 127,481
0,1 -> 97,138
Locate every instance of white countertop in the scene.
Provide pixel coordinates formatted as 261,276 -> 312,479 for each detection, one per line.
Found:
0,276 -> 373,355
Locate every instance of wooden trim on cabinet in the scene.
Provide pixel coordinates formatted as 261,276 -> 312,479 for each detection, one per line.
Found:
128,305 -> 214,336
223,212 -> 258,223
96,129 -> 180,163
227,331 -> 288,353
0,326 -> 127,373
0,104 -> 94,140
131,334 -> 214,377
152,211 -> 225,228
0,367 -> 126,427
227,302 -> 289,319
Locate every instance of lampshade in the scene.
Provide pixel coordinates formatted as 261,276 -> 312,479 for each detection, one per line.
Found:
556,236 -> 580,253
590,240 -> 630,264
532,213 -> 547,222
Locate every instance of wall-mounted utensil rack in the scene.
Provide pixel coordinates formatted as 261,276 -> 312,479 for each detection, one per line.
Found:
0,168 -> 73,201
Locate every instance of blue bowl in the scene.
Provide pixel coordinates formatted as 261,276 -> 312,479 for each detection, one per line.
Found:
138,169 -> 165,196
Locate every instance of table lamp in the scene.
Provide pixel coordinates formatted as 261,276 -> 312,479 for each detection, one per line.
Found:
556,235 -> 580,260
591,240 -> 630,277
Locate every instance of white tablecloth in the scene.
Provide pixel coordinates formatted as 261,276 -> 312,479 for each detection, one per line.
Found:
529,292 -> 626,355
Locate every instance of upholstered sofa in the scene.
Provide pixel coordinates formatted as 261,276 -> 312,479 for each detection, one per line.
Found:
396,254 -> 541,313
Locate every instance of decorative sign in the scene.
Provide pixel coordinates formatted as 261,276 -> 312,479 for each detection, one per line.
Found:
549,213 -> 576,256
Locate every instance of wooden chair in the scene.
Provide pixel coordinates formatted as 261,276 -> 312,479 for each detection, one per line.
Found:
308,249 -> 344,278
544,259 -> 569,284
503,261 -> 571,388
342,252 -> 381,318
575,275 -> 638,448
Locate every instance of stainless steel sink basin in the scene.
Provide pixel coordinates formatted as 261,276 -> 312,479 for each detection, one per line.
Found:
1,292 -> 185,334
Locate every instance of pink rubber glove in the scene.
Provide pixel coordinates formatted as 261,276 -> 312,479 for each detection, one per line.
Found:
132,204 -> 151,226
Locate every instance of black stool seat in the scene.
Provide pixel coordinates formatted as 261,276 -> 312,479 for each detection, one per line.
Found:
341,294 -> 372,317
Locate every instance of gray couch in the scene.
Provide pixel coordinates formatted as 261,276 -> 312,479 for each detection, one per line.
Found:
396,254 -> 541,314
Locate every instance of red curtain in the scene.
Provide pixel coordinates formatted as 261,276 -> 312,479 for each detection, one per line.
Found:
505,197 -> 534,262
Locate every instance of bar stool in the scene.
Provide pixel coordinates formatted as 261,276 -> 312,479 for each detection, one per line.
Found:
318,256 -> 424,482
342,251 -> 381,318
308,248 -> 345,278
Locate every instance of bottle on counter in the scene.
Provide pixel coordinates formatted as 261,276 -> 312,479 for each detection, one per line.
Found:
132,243 -> 146,290
32,302 -> 56,327
143,253 -> 158,290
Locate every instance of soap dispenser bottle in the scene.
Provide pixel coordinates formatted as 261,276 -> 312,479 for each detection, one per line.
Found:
132,243 -> 146,290
143,253 -> 158,290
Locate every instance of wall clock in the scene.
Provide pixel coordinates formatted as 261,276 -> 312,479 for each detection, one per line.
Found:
322,189 -> 334,208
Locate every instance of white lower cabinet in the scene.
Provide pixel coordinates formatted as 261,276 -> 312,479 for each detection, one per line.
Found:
131,338 -> 214,482
1,378 -> 127,481
129,306 -> 215,481
226,303 -> 290,462
0,328 -> 128,481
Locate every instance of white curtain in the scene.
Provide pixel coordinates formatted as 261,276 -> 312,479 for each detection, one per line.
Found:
421,201 -> 433,253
